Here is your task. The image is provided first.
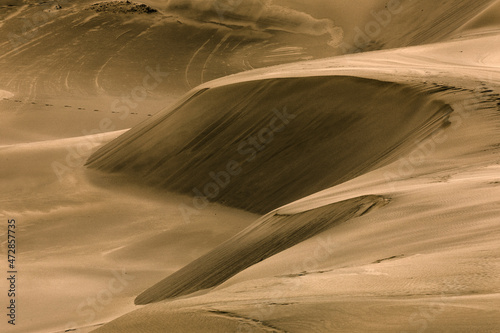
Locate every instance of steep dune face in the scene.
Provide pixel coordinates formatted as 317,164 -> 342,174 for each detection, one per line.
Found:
86,76 -> 451,213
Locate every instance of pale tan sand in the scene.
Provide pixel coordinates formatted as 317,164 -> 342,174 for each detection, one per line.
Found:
135,195 -> 389,304
0,89 -> 13,98
0,132 -> 257,333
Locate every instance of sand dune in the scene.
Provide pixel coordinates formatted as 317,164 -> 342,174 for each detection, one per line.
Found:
0,130 -> 258,333
0,0 -> 340,145
91,27 -> 500,332
331,0 -> 495,53
0,0 -> 491,145
0,0 -> 338,101
86,75 -> 451,214
2,1 -> 500,332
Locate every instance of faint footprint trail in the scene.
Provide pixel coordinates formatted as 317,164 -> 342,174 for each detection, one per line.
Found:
185,32 -> 218,89
201,32 -> 232,84
94,29 -> 135,94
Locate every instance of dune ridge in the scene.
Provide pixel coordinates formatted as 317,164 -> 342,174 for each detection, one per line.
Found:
86,75 -> 452,214
135,195 -> 388,304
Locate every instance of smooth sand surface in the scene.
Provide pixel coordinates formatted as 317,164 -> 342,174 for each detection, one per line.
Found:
452,0 -> 500,37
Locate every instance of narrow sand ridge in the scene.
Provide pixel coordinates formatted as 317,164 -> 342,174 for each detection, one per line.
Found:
135,195 -> 388,304
86,76 -> 451,214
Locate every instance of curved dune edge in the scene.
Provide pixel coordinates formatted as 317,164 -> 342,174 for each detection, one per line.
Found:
135,194 -> 389,305
86,75 -> 451,214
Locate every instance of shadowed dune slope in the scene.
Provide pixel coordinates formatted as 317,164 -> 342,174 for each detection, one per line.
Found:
87,75 -> 451,213
135,195 -> 388,304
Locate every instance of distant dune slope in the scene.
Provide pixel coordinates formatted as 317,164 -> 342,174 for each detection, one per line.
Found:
339,0 -> 495,52
135,195 -> 388,304
86,75 -> 451,213
0,0 -> 494,102
0,0 -> 338,101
